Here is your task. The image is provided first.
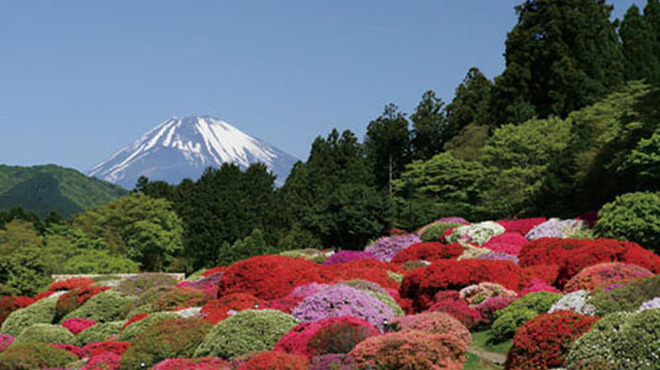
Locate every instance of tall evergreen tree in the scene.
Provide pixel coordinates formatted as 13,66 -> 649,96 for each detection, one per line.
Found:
620,4 -> 660,83
364,104 -> 411,190
490,0 -> 625,125
644,0 -> 660,83
445,68 -> 494,134
410,90 -> 446,161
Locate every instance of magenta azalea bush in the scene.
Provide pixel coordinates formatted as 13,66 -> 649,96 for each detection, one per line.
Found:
364,234 -> 420,262
289,283 -> 330,298
0,334 -> 13,353
292,285 -> 394,330
322,251 -> 375,265
519,278 -> 561,297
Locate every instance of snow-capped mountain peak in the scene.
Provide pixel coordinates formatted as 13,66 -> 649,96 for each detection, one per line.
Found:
87,116 -> 298,189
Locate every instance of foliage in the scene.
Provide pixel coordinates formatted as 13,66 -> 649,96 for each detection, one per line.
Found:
151,357 -> 228,370
494,292 -> 562,321
200,293 -> 265,324
322,251 -> 374,266
428,298 -> 483,329
61,250 -> 140,275
446,221 -> 505,245
14,323 -> 73,345
73,320 -> 125,347
193,309 -> 298,360
410,90 -> 447,161
564,262 -> 653,292
0,297 -> 34,327
56,286 -> 110,318
419,222 -> 462,243
391,242 -> 463,264
389,312 -> 471,346
620,3 -> 660,83
0,341 -> 78,369
218,228 -> 271,267
595,192 -> 660,254
1,297 -> 57,337
491,308 -> 537,343
118,312 -> 177,342
120,318 -> 212,369
444,68 -> 493,140
459,282 -> 517,306
0,245 -> 52,296
505,312 -> 599,370
349,331 -> 466,370
590,275 -> 660,316
115,273 -> 178,297
238,351 -> 309,370
475,297 -> 515,326
63,290 -> 135,323
151,287 -> 213,311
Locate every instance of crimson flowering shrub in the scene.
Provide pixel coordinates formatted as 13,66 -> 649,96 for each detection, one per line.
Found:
177,273 -> 222,297
292,285 -> 393,330
484,232 -> 529,255
56,286 -> 110,317
81,341 -> 129,357
309,354 -> 358,370
218,255 -> 329,300
83,352 -> 121,370
519,238 -> 660,288
50,343 -> 84,358
0,334 -> 13,353
202,266 -> 227,277
121,313 -> 148,330
497,218 -> 547,236
520,264 -> 560,287
35,291 -> 56,301
261,295 -> 304,314
504,312 -> 599,370
323,265 -> 400,290
275,316 -> 378,358
322,251 -> 375,265
200,293 -> 265,324
391,242 -> 463,264
49,277 -> 95,292
349,331 -> 466,370
364,234 -> 421,262
389,312 -> 471,345
0,296 -> 35,325
151,357 -> 228,370
237,351 -> 309,370
519,278 -> 560,297
289,283 -> 329,298
428,299 -> 484,329
564,262 -> 654,292
151,287 -> 214,311
400,260 -> 522,312
62,317 -> 97,335
388,228 -> 408,236
577,210 -> 598,229
475,296 -> 515,325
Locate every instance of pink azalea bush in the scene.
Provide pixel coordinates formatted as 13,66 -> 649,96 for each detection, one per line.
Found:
519,278 -> 561,297
564,262 -> 654,292
50,343 -> 84,359
364,234 -> 421,262
322,251 -> 375,265
62,318 -> 97,335
0,334 -> 14,353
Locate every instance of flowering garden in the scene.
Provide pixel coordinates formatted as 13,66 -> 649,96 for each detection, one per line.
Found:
0,216 -> 659,369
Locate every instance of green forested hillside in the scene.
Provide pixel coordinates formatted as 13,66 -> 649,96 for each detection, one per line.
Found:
0,164 -> 128,217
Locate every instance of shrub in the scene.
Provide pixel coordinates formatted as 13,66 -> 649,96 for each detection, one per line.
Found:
590,275 -> 660,316
388,312 -> 471,345
176,274 -> 221,298
83,351 -> 121,370
322,251 -> 375,265
494,292 -> 562,320
200,293 -> 265,324
323,263 -> 400,290
349,331 -> 466,370
275,316 -> 379,358
63,290 -> 135,323
309,354 -> 358,370
120,318 -> 212,369
237,351 -> 309,370
419,222 -> 463,243
446,221 -> 505,245
261,296 -> 305,314
289,283 -> 330,298
496,218 -> 547,236
81,340 -> 129,357
125,286 -> 176,315
73,320 -> 125,347
151,357 -> 228,370
484,232 -> 529,255
61,317 -> 97,335
475,252 -> 519,264
364,234 -> 421,262
567,309 -> 660,369
338,280 -> 404,316
428,299 -> 483,329
505,312 -> 599,370
391,242 -> 463,264
518,238 -> 660,288
595,192 -> 660,254
400,260 -> 522,312
50,343 -> 84,358
218,255 -> 328,300
1,296 -> 57,337
14,323 -> 74,344
459,282 -> 517,306
491,309 -> 537,343
0,334 -> 13,353
638,297 -> 660,312
0,297 -> 35,327
548,290 -> 596,316
151,287 -> 213,311
0,342 -> 78,369
519,278 -> 560,296
56,286 -> 110,318
115,273 -> 178,297
118,312 -> 177,342
525,218 -> 587,240
49,278 -> 95,292
564,262 -> 654,292
193,309 -> 298,359
475,296 -> 515,325
292,285 -> 393,330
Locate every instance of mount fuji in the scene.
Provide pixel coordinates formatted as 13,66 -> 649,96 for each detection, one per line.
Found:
87,116 -> 299,189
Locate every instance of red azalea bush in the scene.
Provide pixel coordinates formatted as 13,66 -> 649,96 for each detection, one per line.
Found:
218,255 -> 329,300
563,262 -> 654,292
505,311 -> 600,370
519,238 -> 660,288
50,343 -> 84,358
389,312 -> 471,345
325,267 -> 400,290
400,260 -> 522,312
49,277 -> 95,292
322,251 -> 375,265
122,313 -> 148,330
0,296 -> 35,325
56,286 -> 110,317
152,286 -> 214,311
35,291 -> 56,300
261,296 -> 304,314
200,293 -> 266,324
391,242 -> 464,264
520,264 -> 560,287
177,273 -> 221,297
81,341 -> 130,357
349,331 -> 466,370
62,317 -> 97,335
428,299 -> 484,329
83,352 -> 121,370
275,316 -> 379,358
475,296 -> 515,324
237,351 -> 309,370
152,357 -> 228,370
496,218 -> 547,236
202,266 -> 227,277
519,278 -> 561,297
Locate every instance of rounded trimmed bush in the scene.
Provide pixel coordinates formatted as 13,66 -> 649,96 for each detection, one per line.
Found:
322,251 -> 375,266
1,296 -> 58,337
238,351 -> 309,370
193,309 -> 298,359
364,234 -> 421,262
564,262 -> 654,292
61,317 -> 97,335
419,222 -> 463,243
120,318 -> 212,369
525,218 -> 587,241
152,357 -> 228,370
63,290 -> 135,323
14,323 -> 74,344
494,292 -> 562,321
151,287 -> 213,311
504,311 -> 599,370
49,277 -> 95,292
0,297 -> 35,327
0,342 -> 78,369
391,242 -> 463,264
339,280 -> 404,317
55,286 -> 110,318
595,192 -> 660,254
118,312 -> 177,342
491,308 -> 537,343
549,290 -> 596,316
292,285 -> 393,330
428,299 -> 483,329
73,320 -> 126,347
200,293 -> 265,324
446,221 -> 505,245
497,218 -> 547,236
475,296 -> 515,325
590,275 -> 660,316
349,331 -> 466,369
389,312 -> 471,345
115,273 -> 179,297
309,354 -> 358,370
0,334 -> 13,353
459,282 -> 517,306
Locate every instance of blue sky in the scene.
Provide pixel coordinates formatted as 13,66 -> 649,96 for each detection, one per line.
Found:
0,0 -> 637,170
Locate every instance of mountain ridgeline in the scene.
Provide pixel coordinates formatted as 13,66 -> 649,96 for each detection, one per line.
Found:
0,164 -> 128,218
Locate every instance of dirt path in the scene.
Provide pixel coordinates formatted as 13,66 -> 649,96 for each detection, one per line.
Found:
468,347 -> 507,365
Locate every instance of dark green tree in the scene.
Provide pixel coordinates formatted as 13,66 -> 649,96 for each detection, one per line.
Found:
620,4 -> 660,83
410,90 -> 447,161
445,68 -> 494,135
490,0 -> 625,125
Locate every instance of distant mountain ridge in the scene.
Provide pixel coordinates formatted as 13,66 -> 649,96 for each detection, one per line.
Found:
87,116 -> 299,189
0,164 -> 128,218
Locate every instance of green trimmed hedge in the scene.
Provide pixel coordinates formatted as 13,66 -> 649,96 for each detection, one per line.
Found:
590,275 -> 660,316
14,324 -> 73,345
63,290 -> 135,323
73,320 -> 126,347
0,342 -> 77,369
1,297 -> 57,337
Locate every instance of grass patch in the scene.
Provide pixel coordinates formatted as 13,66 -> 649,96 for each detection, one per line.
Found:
464,352 -> 503,370
471,330 -> 513,355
